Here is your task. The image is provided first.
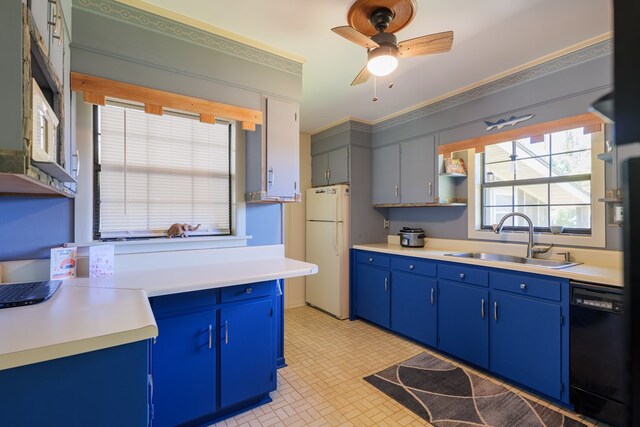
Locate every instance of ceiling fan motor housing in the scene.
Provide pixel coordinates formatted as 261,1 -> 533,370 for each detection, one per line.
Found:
370,7 -> 395,32
369,32 -> 399,57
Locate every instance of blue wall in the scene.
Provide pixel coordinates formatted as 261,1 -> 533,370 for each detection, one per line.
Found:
246,204 -> 282,246
0,197 -> 74,261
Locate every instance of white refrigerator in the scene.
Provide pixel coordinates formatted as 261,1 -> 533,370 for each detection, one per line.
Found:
305,184 -> 350,319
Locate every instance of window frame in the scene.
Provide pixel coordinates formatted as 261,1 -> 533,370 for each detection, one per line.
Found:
479,134 -> 593,235
465,125 -> 606,249
92,102 -> 233,241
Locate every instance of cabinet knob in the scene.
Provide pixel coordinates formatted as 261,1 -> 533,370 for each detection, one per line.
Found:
409,264 -> 414,270
245,287 -> 253,294
368,257 -> 373,262
459,273 -> 465,279
520,283 -> 527,290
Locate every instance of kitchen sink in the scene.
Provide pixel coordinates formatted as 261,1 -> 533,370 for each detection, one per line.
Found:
444,252 -> 581,269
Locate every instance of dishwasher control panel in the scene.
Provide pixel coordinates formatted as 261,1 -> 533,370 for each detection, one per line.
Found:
571,284 -> 623,313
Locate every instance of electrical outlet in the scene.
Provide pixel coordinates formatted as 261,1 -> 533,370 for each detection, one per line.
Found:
384,219 -> 390,229
614,204 -> 624,223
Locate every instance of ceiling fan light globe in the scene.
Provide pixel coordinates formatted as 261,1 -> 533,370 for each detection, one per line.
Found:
367,48 -> 398,77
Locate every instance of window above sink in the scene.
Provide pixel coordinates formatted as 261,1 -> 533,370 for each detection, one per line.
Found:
459,113 -> 607,248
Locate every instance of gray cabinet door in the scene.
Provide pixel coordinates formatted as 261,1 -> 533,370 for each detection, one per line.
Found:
265,97 -> 299,198
30,0 -> 50,52
48,8 -> 64,83
311,153 -> 328,187
372,144 -> 400,205
400,135 -> 436,203
328,146 -> 349,184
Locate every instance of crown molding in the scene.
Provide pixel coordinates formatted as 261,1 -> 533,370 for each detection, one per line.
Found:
74,0 -> 303,76
311,119 -> 373,142
372,36 -> 613,132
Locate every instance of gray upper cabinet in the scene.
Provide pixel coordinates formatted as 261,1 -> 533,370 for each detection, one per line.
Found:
372,144 -> 400,205
246,96 -> 300,202
328,147 -> 349,185
30,0 -> 50,53
372,134 -> 436,206
0,0 -> 74,196
30,0 -> 65,82
311,153 -> 328,187
400,135 -> 436,204
311,146 -> 349,187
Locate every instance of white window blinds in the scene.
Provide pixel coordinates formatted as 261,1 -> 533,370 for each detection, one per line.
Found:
97,103 -> 231,238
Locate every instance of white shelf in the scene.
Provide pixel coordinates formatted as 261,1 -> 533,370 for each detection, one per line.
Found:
439,172 -> 467,178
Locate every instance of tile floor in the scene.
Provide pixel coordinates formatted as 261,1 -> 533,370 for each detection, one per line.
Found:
212,306 -> 601,427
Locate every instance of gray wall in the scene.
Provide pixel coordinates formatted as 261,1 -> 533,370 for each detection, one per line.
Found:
311,122 -> 388,246
370,47 -> 635,251
67,0 -> 301,248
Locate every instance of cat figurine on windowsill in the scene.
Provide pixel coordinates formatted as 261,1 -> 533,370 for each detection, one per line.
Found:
167,223 -> 201,238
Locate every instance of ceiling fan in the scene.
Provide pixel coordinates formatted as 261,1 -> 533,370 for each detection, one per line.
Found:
332,0 -> 454,86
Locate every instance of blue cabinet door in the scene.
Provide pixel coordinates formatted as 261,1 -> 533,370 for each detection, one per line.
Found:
220,299 -> 275,408
355,263 -> 390,328
491,291 -> 562,400
438,280 -> 489,368
152,309 -> 216,427
391,271 -> 437,346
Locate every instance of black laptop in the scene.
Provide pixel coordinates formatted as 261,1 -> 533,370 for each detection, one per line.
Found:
0,280 -> 62,309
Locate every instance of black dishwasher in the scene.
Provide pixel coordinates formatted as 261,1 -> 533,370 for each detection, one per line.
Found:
570,281 -> 625,426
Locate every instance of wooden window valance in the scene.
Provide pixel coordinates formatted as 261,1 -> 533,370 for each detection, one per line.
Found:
70,72 -> 262,131
438,112 -> 604,157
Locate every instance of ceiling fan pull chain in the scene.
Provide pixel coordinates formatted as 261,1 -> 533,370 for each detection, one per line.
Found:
373,76 -> 379,102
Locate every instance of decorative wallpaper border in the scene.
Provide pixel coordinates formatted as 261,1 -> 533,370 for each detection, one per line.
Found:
312,119 -> 373,143
73,0 -> 303,76
371,39 -> 612,132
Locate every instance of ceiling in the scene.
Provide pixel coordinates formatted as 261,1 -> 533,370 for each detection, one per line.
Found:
117,0 -> 612,134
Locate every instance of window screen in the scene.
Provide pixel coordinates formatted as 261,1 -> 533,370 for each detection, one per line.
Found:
95,103 -> 231,239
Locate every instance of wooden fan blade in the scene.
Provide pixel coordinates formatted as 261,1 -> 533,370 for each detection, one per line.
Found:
332,26 -> 380,49
351,66 -> 372,86
398,31 -> 454,57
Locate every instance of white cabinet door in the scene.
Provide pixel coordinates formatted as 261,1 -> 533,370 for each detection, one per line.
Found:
265,97 -> 299,198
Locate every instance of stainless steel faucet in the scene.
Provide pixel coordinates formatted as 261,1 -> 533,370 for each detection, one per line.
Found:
494,212 -> 552,259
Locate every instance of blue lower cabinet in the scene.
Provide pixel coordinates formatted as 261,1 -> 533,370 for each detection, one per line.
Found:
151,309 -> 216,427
391,271 -> 437,346
220,299 -> 275,408
438,279 -> 489,369
149,282 -> 278,426
355,263 -> 390,328
490,291 -> 563,400
0,341 -> 149,427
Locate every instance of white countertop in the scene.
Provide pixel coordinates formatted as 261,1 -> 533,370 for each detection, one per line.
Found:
0,251 -> 317,371
353,243 -> 623,287
0,286 -> 156,370
64,257 -> 318,297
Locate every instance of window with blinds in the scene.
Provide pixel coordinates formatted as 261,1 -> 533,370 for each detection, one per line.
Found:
95,103 -> 231,239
